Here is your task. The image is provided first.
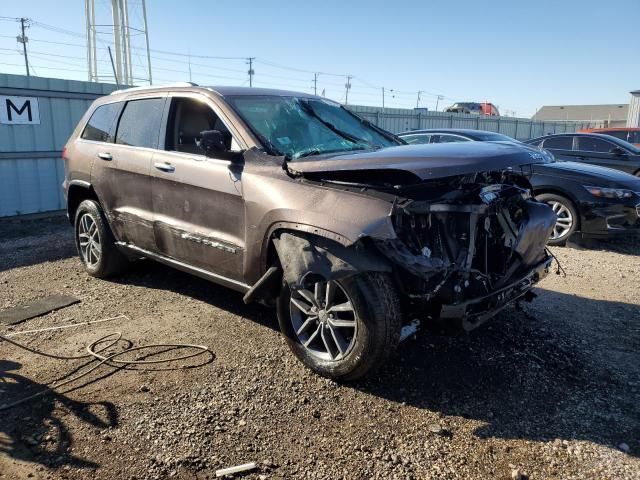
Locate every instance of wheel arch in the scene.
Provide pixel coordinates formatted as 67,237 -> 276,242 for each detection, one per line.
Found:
258,222 -> 355,279
534,188 -> 582,230
67,181 -> 100,225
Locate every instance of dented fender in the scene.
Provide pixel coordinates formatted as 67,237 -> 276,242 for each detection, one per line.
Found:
273,232 -> 391,289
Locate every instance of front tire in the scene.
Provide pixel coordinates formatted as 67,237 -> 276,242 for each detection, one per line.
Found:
277,272 -> 401,381
74,199 -> 129,278
536,193 -> 579,246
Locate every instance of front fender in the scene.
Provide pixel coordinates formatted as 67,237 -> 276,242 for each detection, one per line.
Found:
241,164 -> 397,283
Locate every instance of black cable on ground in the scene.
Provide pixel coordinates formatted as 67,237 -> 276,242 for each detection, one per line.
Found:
0,315 -> 212,411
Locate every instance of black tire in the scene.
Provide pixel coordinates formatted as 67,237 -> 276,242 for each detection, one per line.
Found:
277,272 -> 401,381
536,193 -> 579,246
74,199 -> 129,278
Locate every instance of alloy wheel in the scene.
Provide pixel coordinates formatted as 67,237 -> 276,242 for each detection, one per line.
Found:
78,213 -> 101,267
548,200 -> 573,239
289,280 -> 358,361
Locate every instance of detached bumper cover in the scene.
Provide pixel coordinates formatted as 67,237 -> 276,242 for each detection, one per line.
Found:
440,256 -> 553,331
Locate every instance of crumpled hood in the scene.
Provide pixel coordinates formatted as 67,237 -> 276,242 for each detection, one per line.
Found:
287,142 -> 546,181
534,161 -> 640,189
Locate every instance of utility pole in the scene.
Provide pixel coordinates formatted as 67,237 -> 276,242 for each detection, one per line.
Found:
435,94 -> 444,112
187,50 -> 192,82
344,75 -> 352,105
313,73 -> 319,96
17,18 -> 30,76
416,91 -> 423,109
247,57 -> 255,87
382,87 -> 385,109
141,0 -> 152,84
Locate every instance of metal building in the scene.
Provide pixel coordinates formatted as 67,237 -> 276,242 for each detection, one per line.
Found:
627,90 -> 640,128
0,73 -> 117,217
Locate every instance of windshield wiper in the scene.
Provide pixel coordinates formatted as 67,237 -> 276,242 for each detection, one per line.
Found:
341,107 -> 405,144
298,100 -> 372,146
294,148 -> 323,159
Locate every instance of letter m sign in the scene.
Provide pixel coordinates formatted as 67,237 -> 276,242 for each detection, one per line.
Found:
0,95 -> 40,124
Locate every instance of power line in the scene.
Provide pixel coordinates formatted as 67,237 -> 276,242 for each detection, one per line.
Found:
0,17 -> 529,112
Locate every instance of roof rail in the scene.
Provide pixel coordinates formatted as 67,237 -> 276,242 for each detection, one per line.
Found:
109,82 -> 199,95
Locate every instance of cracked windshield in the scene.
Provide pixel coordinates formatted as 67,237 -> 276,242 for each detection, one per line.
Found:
228,95 -> 397,159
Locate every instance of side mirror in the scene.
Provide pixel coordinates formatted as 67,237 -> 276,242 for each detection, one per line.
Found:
609,146 -> 626,156
199,130 -> 226,155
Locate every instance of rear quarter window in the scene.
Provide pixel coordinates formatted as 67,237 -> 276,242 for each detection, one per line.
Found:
81,102 -> 122,143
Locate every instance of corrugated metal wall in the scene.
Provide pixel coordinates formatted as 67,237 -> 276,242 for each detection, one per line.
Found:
346,105 -> 599,138
0,73 -> 118,217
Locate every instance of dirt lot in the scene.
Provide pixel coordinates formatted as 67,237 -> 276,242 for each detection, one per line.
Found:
0,216 -> 638,480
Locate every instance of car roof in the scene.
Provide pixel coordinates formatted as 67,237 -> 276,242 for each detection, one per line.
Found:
579,127 -> 640,132
527,132 -> 640,150
533,132 -> 624,139
108,83 -> 319,100
207,86 -> 317,98
398,128 -> 491,137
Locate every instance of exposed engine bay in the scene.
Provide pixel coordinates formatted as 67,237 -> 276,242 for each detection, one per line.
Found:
295,168 -> 556,330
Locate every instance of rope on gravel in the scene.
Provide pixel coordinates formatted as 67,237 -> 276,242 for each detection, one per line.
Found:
0,314 -> 212,411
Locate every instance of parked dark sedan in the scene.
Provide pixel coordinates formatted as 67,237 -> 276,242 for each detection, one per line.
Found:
524,133 -> 640,177
399,129 -> 640,245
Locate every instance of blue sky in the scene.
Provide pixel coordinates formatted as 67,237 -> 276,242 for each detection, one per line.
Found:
1,0 -> 638,117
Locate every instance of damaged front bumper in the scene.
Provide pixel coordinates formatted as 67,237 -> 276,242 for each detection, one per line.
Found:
371,172 -> 557,331
440,255 -> 552,331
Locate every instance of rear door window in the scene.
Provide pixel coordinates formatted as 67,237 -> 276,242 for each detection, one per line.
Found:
401,134 -> 432,145
81,102 -> 122,143
115,98 -> 165,149
436,134 -> 471,143
576,137 -> 615,153
543,136 -> 573,150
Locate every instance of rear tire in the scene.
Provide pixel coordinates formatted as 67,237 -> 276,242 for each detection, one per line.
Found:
74,199 -> 129,278
277,272 -> 401,381
536,193 -> 579,246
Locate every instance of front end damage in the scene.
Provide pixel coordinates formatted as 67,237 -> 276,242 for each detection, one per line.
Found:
272,164 -> 557,332
373,170 -> 556,330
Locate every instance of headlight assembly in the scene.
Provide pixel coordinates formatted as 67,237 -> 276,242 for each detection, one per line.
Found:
583,186 -> 635,199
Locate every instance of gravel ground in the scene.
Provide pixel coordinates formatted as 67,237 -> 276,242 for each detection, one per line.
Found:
0,216 -> 638,480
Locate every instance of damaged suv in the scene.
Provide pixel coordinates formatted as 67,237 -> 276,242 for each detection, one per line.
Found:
63,84 -> 556,380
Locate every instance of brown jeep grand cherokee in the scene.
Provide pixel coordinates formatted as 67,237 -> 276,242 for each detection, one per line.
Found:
63,83 -> 555,380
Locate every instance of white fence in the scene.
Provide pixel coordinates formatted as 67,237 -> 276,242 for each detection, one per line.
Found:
347,105 -> 601,139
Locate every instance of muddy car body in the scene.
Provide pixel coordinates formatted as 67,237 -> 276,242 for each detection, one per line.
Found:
63,84 -> 555,379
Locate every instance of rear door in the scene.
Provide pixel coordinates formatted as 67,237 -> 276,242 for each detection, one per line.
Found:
573,136 -> 636,174
150,93 -> 246,281
100,96 -> 166,251
541,136 -> 575,161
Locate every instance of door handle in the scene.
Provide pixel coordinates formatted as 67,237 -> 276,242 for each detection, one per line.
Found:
97,152 -> 112,161
154,162 -> 175,173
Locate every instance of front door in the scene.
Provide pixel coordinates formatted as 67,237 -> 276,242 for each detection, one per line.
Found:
573,136 -> 636,175
151,94 -> 246,281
